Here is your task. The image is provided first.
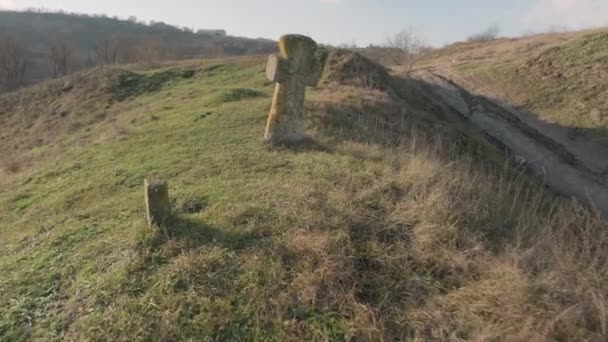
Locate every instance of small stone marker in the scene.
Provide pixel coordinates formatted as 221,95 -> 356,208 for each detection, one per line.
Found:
144,178 -> 172,227
265,34 -> 325,143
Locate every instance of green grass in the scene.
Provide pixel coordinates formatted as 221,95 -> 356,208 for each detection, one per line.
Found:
1,57 -> 382,340
0,58 -> 275,339
456,31 -> 608,139
1,55 -> 607,341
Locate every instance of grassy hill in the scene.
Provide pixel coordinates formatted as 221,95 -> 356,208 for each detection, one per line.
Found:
0,10 -> 276,89
418,28 -> 608,141
1,50 -> 607,340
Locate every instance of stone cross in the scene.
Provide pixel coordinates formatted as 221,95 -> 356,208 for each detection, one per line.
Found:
144,178 -> 172,227
265,34 -> 325,144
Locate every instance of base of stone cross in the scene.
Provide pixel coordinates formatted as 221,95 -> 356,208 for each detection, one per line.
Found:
144,178 -> 172,227
264,80 -> 307,144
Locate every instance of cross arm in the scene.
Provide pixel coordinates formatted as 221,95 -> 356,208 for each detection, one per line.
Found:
266,54 -> 290,83
302,49 -> 328,86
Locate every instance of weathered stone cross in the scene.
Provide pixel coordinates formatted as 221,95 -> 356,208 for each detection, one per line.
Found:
264,34 -> 325,144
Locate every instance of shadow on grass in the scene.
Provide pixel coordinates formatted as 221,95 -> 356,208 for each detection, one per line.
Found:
266,136 -> 333,153
152,215 -> 269,251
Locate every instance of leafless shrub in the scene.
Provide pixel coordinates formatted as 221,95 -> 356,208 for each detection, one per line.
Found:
467,25 -> 501,42
548,25 -> 569,33
383,29 -> 426,75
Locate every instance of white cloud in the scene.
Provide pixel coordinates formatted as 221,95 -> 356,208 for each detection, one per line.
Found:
0,0 -> 15,9
522,0 -> 608,31
318,0 -> 344,4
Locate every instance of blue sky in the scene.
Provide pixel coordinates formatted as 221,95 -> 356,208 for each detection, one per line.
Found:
2,0 -> 608,46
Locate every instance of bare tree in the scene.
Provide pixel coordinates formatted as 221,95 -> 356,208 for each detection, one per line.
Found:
48,37 -> 74,77
211,41 -> 225,58
338,40 -> 358,50
548,25 -> 569,33
467,25 -> 501,42
200,39 -> 225,58
121,39 -> 137,64
135,37 -> 165,67
85,49 -> 97,68
0,35 -> 28,91
95,34 -> 121,64
384,29 -> 424,76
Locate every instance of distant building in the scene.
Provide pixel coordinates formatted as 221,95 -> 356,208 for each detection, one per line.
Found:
196,29 -> 227,37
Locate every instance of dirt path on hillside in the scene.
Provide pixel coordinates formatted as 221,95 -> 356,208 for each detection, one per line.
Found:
414,70 -> 608,217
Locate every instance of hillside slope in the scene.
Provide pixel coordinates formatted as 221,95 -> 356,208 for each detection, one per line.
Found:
414,28 -> 608,214
1,53 -> 607,341
0,10 -> 276,89
419,28 -> 608,141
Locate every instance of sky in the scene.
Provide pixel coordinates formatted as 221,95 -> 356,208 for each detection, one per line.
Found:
1,0 -> 608,46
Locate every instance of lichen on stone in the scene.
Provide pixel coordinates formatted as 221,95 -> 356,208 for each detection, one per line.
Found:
264,34 -> 324,144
